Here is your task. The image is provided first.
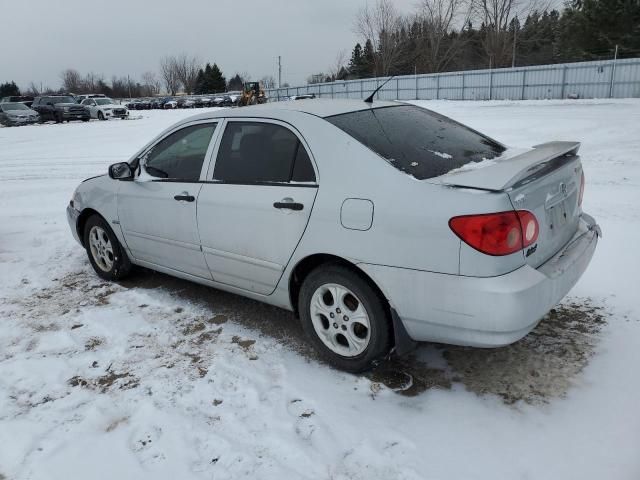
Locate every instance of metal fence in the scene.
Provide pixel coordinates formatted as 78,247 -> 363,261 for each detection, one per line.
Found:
266,57 -> 640,102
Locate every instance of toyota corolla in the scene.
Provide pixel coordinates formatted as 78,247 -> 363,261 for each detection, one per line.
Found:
67,99 -> 600,372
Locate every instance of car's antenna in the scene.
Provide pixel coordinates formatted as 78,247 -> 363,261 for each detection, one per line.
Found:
364,75 -> 395,104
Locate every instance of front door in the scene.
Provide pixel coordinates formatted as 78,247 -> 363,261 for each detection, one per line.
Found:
118,121 -> 218,278
197,120 -> 318,294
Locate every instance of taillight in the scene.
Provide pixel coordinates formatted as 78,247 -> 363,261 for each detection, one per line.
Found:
578,170 -> 585,206
449,210 -> 539,256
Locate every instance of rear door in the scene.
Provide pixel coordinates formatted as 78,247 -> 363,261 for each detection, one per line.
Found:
197,119 -> 318,295
117,121 -> 219,278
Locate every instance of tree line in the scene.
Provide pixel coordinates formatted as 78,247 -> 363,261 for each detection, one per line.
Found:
309,0 -> 640,83
2,54 -> 274,98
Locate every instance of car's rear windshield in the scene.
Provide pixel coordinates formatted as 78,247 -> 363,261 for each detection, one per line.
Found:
325,105 -> 505,180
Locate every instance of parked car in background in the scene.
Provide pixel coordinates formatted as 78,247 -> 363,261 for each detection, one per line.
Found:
177,97 -> 195,108
0,102 -> 40,126
289,94 -> 316,101
75,94 -> 106,103
31,95 -> 90,123
211,95 -> 225,107
163,99 -> 178,109
81,97 -> 129,120
150,98 -> 164,109
1,96 -> 35,108
66,100 -> 600,372
193,97 -> 213,108
226,91 -> 241,105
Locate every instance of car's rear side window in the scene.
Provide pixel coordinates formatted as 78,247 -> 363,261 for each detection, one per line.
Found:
326,105 -> 505,180
214,121 -> 316,184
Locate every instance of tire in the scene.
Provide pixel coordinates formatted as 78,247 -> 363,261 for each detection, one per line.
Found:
298,264 -> 393,372
55,113 -> 62,123
98,111 -> 105,120
83,215 -> 132,281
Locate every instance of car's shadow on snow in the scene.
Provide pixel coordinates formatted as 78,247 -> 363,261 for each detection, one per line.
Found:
118,268 -> 608,405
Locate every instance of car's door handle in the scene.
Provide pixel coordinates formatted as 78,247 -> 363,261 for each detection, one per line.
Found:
273,201 -> 304,211
174,192 -> 195,202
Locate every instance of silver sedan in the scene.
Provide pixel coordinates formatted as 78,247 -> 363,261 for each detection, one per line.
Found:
67,100 -> 600,372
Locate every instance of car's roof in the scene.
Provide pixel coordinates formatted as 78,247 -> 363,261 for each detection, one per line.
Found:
190,99 -> 400,121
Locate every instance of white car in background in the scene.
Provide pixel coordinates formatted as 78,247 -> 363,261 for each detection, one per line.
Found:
81,97 -> 129,120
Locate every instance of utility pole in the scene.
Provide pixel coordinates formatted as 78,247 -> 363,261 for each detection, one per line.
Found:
512,16 -> 518,68
127,75 -> 132,100
609,44 -> 619,98
278,56 -> 282,88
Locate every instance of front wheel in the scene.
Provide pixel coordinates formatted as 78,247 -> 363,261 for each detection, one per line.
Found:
98,111 -> 105,120
83,215 -> 132,281
298,265 -> 393,372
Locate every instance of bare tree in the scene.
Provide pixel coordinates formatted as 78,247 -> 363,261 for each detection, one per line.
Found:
160,56 -> 181,95
60,69 -> 83,93
142,71 -> 161,95
328,50 -> 348,80
417,0 -> 472,72
174,53 -> 200,94
354,0 -> 403,75
472,0 -> 549,67
260,75 -> 277,89
26,82 -> 41,96
82,72 -> 104,93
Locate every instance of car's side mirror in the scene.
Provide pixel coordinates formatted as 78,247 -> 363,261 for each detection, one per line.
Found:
108,162 -> 133,180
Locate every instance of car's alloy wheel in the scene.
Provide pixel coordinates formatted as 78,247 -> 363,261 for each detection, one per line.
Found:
299,265 -> 392,372
83,215 -> 132,281
88,226 -> 114,272
98,111 -> 105,120
310,283 -> 371,357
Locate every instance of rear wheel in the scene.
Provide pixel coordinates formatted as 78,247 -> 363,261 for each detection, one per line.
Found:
298,265 -> 393,372
83,215 -> 132,281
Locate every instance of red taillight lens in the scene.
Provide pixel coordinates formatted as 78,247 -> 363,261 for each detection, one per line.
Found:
449,210 -> 538,256
578,170 -> 585,206
517,210 -> 539,246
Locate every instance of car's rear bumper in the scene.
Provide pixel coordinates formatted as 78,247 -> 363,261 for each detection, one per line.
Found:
359,213 -> 600,347
67,203 -> 82,245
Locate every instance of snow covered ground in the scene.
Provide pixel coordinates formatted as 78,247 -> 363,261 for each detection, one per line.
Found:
1,100 -> 639,480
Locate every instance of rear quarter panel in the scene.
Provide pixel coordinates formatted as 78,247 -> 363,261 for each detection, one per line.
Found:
280,112 -> 518,280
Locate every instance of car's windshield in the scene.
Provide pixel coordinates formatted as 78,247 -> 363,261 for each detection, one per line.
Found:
326,105 -> 505,180
2,103 -> 29,111
95,98 -> 114,105
48,97 -> 77,104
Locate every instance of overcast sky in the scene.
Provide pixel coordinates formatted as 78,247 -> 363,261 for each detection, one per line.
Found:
5,0 -> 418,91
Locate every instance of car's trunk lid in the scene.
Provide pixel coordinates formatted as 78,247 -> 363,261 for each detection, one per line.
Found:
435,141 -> 583,268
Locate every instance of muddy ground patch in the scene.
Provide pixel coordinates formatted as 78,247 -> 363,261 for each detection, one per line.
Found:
9,266 -> 609,405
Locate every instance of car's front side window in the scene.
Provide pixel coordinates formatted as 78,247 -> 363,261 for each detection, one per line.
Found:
143,123 -> 217,181
213,121 -> 315,184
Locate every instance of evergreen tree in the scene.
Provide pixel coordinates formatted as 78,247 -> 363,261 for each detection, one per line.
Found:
228,73 -> 244,91
362,39 -> 376,77
348,43 -> 364,78
209,63 -> 226,92
0,81 -> 21,97
194,68 -> 206,94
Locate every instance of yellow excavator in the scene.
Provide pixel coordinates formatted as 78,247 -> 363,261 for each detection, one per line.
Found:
239,81 -> 267,106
